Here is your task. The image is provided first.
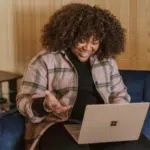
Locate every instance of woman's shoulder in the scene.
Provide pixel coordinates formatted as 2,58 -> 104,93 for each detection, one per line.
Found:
29,49 -> 61,64
100,57 -> 118,70
100,57 -> 116,64
34,49 -> 58,59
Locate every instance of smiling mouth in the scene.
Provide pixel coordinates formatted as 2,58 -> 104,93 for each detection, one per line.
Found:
79,52 -> 90,58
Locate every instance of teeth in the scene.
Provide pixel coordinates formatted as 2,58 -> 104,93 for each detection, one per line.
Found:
80,52 -> 89,57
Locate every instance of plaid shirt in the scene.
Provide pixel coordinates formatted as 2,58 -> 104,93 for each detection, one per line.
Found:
16,50 -> 130,150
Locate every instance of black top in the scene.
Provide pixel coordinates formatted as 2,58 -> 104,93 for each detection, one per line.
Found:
67,50 -> 104,121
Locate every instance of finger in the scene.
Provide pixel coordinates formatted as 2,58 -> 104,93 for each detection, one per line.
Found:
46,111 -> 68,122
54,105 -> 72,113
45,91 -> 58,102
53,105 -> 72,110
45,90 -> 61,107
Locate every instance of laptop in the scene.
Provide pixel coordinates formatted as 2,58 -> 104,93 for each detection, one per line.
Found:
64,103 -> 149,144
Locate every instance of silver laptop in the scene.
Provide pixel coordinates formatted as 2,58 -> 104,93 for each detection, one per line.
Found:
64,103 -> 149,144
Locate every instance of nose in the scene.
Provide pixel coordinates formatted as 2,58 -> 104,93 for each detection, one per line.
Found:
83,42 -> 92,51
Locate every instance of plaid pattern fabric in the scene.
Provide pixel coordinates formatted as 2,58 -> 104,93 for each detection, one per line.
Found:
16,50 -> 130,150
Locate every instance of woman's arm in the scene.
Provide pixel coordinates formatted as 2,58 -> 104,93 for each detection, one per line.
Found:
109,58 -> 131,104
16,58 -> 48,123
16,54 -> 71,123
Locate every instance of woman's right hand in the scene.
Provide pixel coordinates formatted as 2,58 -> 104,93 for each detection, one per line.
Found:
44,90 -> 72,114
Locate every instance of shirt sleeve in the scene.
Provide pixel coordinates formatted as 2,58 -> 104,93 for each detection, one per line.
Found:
16,56 -> 48,123
109,58 -> 131,104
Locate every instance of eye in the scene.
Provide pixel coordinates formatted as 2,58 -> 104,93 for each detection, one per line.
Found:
92,41 -> 99,45
80,39 -> 86,43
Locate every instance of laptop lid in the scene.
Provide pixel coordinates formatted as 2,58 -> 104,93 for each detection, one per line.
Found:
78,103 -> 149,144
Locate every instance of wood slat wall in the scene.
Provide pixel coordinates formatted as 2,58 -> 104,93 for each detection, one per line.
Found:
0,0 -> 150,73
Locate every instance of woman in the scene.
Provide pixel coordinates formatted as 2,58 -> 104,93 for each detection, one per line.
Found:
16,3 -> 140,150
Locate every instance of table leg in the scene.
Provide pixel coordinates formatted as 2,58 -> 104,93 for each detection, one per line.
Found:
0,83 -> 6,104
8,79 -> 17,103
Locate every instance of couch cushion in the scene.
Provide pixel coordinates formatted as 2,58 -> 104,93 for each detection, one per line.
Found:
120,70 -> 150,102
120,70 -> 150,140
144,74 -> 150,103
0,109 -> 25,150
142,115 -> 150,140
144,74 -> 150,118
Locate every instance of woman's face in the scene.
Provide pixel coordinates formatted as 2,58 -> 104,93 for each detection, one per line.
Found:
72,36 -> 100,62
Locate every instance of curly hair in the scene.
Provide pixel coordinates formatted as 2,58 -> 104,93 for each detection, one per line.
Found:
41,3 -> 125,60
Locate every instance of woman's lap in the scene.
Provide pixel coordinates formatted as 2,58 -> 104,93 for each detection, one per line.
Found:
39,122 -> 90,150
39,122 -> 150,150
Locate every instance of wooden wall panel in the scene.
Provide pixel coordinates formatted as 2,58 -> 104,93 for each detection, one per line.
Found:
136,0 -> 150,69
0,0 -> 150,73
0,0 -> 15,71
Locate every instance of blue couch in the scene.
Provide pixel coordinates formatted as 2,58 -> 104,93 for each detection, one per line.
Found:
120,70 -> 150,139
0,108 -> 25,150
0,70 -> 150,150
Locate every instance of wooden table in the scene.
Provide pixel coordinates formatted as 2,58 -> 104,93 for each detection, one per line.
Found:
0,71 -> 22,111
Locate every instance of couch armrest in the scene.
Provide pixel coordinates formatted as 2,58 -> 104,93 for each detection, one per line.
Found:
0,108 -> 25,150
0,108 -> 18,118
